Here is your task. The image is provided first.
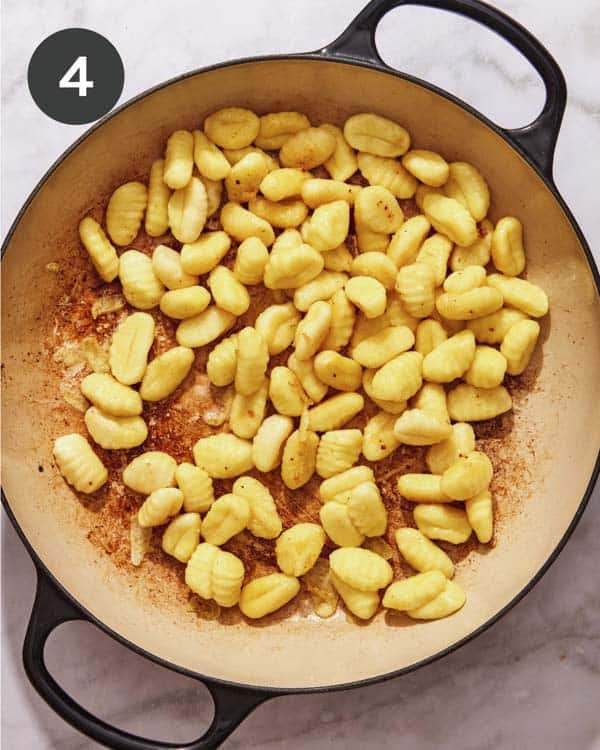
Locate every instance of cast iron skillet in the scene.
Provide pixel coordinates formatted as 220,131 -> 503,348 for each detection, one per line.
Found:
3,0 -> 599,748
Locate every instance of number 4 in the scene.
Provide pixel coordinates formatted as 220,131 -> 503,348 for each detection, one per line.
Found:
59,56 -> 94,97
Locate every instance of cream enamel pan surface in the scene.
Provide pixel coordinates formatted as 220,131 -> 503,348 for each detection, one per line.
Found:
2,58 -> 600,689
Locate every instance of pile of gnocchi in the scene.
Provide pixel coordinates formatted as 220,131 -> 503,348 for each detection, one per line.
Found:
53,107 -> 549,623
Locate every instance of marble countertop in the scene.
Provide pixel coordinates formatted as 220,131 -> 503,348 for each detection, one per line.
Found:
2,0 -> 599,748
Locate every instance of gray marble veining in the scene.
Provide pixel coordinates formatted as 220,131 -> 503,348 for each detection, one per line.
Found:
2,0 -> 600,748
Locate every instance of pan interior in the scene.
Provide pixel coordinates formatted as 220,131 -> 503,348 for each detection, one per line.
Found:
2,58 -> 599,689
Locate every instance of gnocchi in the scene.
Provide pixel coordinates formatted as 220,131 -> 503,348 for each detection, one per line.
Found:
53,434 -> 108,494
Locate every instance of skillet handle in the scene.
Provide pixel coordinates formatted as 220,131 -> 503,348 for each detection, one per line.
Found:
320,0 -> 567,180
23,569 -> 272,750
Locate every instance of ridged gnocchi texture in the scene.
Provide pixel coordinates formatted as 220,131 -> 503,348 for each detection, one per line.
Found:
65,106 -> 550,625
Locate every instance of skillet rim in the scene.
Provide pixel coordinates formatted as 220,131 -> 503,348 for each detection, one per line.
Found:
2,51 -> 600,696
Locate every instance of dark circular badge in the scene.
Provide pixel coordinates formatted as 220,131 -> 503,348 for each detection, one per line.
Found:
28,28 -> 124,125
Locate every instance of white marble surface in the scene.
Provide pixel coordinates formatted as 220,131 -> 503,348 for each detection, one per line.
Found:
1,0 -> 599,748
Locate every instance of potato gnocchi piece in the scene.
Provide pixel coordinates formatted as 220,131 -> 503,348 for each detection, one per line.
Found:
204,107 -> 259,150
303,558 -> 339,618
118,250 -> 165,310
413,503 -> 472,544
255,111 -> 311,150
232,237 -> 269,285
301,178 -> 360,208
321,123 -> 358,182
344,113 -> 410,157
169,176 -> 208,243
122,451 -> 177,495
230,379 -> 269,438
422,329 -> 475,382
53,434 -> 108,494
206,334 -> 238,387
345,276 -> 387,320
235,326 -> 269,396
355,221 -> 389,254
350,252 -> 397,290
264,242 -> 324,289
397,473 -> 450,503
175,462 -> 214,513
294,300 -> 332,360
80,373 -> 142,417
280,126 -> 336,170
193,433 -> 254,478
259,167 -> 308,202
395,262 -> 436,318
316,429 -> 363,478
330,547 -> 393,592
138,487 -> 184,527
383,570 -> 447,612
371,351 -> 423,402
181,231 -> 231,275
201,176 -> 223,217
106,181 -> 147,246
466,488 -> 494,543
109,312 -> 155,385
145,159 -> 171,236
221,201 -> 275,246
307,392 -> 364,432
414,319 -> 447,357
346,481 -> 387,537
152,245 -> 198,290
500,319 -> 540,375
287,353 -> 328,404
249,196 -> 308,229
387,214 -> 431,268
224,152 -> 271,203
362,411 -> 400,461
466,307 -> 527,345
162,513 -> 202,563
201,492 -> 250,545
362,369 -> 408,415
446,162 -> 490,221
176,305 -> 236,349
415,233 -> 453,287
320,502 -> 364,547
426,422 -> 475,475
160,286 -> 211,320
411,382 -> 449,424
436,286 -> 504,321
281,428 -> 319,489
269,366 -> 310,416
447,383 -> 512,421
276,523 -> 326,576
303,200 -> 350,252
314,351 -> 362,392
351,326 -> 414,368
395,527 -> 454,578
401,149 -> 449,187
78,217 -> 119,282
449,219 -> 493,271
355,185 -> 403,234
394,408 -> 452,446
255,303 -> 300,355
207,265 -> 250,316
320,290 -> 356,351
319,465 -> 374,503
358,152 -> 417,198
443,265 -> 486,294
407,579 -> 466,620
186,543 -> 245,607
330,571 -> 379,620
192,130 -> 231,181
293,272 -> 348,312
140,346 -> 194,402
490,216 -> 526,276
441,450 -> 493,500
423,193 -> 478,247
487,274 -> 548,318
239,573 -> 300,619
465,345 -> 507,388
232,476 -> 282,539
163,130 -> 194,189
252,414 -> 295,473
84,407 -> 147,450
